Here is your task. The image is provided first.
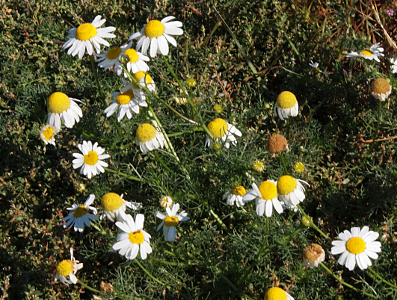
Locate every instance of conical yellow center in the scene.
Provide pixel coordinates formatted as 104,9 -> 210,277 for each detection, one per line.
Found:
346,237 -> 366,254
277,175 -> 297,196
207,118 -> 228,138
144,20 -> 165,38
73,205 -> 88,218
129,230 -> 144,244
359,49 -> 373,57
136,123 -> 156,142
76,23 -> 97,41
106,47 -> 122,59
43,127 -> 54,141
125,49 -> 139,63
371,78 -> 391,94
83,150 -> 98,166
47,92 -> 71,114
116,90 -> 134,105
258,181 -> 277,200
132,71 -> 153,89
101,193 -> 123,211
276,91 -> 297,109
165,216 -> 179,227
264,287 -> 287,300
57,260 -> 73,277
232,186 -> 246,196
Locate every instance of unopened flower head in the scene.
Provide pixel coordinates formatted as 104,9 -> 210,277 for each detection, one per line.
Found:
301,216 -> 312,227
40,124 -> 59,146
213,104 -> 223,113
252,160 -> 265,173
277,175 -> 309,209
129,16 -> 183,58
303,243 -> 325,268
62,15 -> 116,59
72,141 -> 110,179
205,118 -> 242,149
104,89 -> 147,121
186,78 -> 197,88
63,194 -> 98,232
160,196 -> 173,208
331,226 -> 381,271
264,287 -> 294,300
223,186 -> 246,207
274,91 -> 298,121
371,78 -> 391,101
54,248 -> 83,285
96,42 -> 131,76
135,123 -> 165,154
293,162 -> 305,173
47,92 -> 82,130
267,134 -> 288,154
346,43 -> 384,62
101,192 -> 141,222
156,203 -> 190,241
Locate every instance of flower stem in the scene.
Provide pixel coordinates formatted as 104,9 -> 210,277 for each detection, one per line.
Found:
134,259 -> 170,288
103,167 -> 142,182
89,223 -> 107,235
209,209 -> 228,231
279,152 -> 289,175
369,101 -> 382,152
77,278 -> 102,294
297,205 -> 329,239
368,266 -> 397,289
153,151 -> 177,177
90,56 -> 105,103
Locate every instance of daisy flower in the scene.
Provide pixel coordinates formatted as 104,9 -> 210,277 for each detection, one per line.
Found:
135,123 -> 165,154
331,226 -> 381,271
63,194 -> 98,232
223,186 -> 246,207
129,16 -> 183,58
309,60 -> 327,75
390,58 -> 397,73
346,43 -> 384,62
370,78 -> 392,101
54,248 -> 83,285
124,48 -> 150,75
277,175 -> 309,209
160,196 -> 173,208
111,214 -> 152,260
96,42 -> 131,76
104,89 -> 147,121
101,192 -> 141,222
274,91 -> 298,121
72,140 -> 110,179
264,287 -> 294,300
62,15 -> 116,59
252,160 -> 265,173
303,243 -> 325,268
40,124 -> 59,146
122,71 -> 156,93
205,118 -> 242,149
243,180 -> 283,217
47,92 -> 82,130
156,203 -> 190,242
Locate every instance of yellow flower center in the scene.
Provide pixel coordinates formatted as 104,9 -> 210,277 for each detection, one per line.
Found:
277,175 -> 297,195
276,91 -> 297,109
293,162 -> 305,173
132,71 -> 153,89
106,47 -> 122,59
346,237 -> 366,254
207,118 -> 228,138
101,193 -> 123,212
75,23 -> 97,41
116,90 -> 134,105
43,127 -> 54,141
129,230 -> 145,244
252,160 -> 265,172
56,260 -> 73,277
371,78 -> 391,94
213,104 -> 223,113
213,142 -> 222,150
186,78 -> 197,87
359,49 -> 373,57
125,49 -> 139,63
264,287 -> 287,300
73,205 -> 88,218
47,92 -> 71,114
232,186 -> 246,196
258,181 -> 277,200
136,123 -> 157,142
83,150 -> 98,166
144,20 -> 165,38
165,216 -> 179,227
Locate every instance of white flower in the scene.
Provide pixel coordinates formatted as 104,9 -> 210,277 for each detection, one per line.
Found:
40,124 -> 59,146
62,15 -> 116,59
46,92 -> 82,130
54,248 -> 83,285
129,16 -> 183,58
135,123 -> 165,154
112,214 -> 152,260
264,287 -> 294,300
205,118 -> 242,149
122,71 -> 156,93
331,226 -> 381,271
277,175 -> 309,209
156,203 -> 190,242
104,89 -> 147,121
390,58 -> 397,73
274,91 -> 298,121
124,48 -> 150,75
72,141 -> 110,179
96,42 -> 131,76
223,186 -> 246,207
309,60 -> 328,75
160,196 -> 173,208
63,194 -> 98,232
303,243 -> 325,268
346,43 -> 384,62
101,192 -> 141,222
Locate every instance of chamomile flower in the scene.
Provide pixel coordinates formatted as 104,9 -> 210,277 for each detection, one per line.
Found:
252,160 -> 265,173
331,226 -> 381,271
267,134 -> 288,154
303,243 -> 325,268
174,95 -> 188,105
274,91 -> 298,121
277,175 -> 309,209
46,92 -> 82,130
72,141 -> 110,179
129,16 -> 183,58
390,58 -> 397,73
205,118 -> 242,149
40,124 -> 59,146
156,203 -> 190,242
111,214 -> 152,260
223,186 -> 246,207
54,248 -> 83,285
264,287 -> 294,300
160,196 -> 173,208
371,78 -> 392,101
104,89 -> 147,121
293,162 -> 305,173
101,192 -> 141,222
62,15 -> 116,59
243,180 -> 283,217
135,123 -> 165,154
346,43 -> 384,62
96,43 -> 131,76
309,60 -> 327,75
63,194 -> 98,232
124,48 -> 150,75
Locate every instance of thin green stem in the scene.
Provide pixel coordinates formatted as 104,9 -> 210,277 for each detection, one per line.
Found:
90,56 -> 105,103
167,128 -> 204,137
134,259 -> 170,288
368,266 -> 397,289
89,223 -> 107,235
103,167 -> 142,182
297,205 -> 329,239
369,101 -> 382,152
209,209 -> 228,231
285,118 -> 291,138
279,152 -> 289,175
77,278 -> 102,294
153,151 -> 177,176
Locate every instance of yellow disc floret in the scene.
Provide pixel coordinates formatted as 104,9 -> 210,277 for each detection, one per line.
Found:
43,126 -> 54,141
48,92 -> 71,114
258,181 -> 277,200
106,47 -> 122,59
129,230 -> 145,244
76,23 -> 97,41
84,150 -> 99,166
165,216 -> 179,227
136,123 -> 157,142
125,49 -> 139,63
73,205 -> 88,218
371,78 -> 391,94
116,90 -> 134,105
207,118 -> 228,138
132,71 -> 153,89
102,193 -> 123,212
264,287 -> 287,300
277,175 -> 297,195
276,91 -> 297,109
57,260 -> 73,277
144,20 -> 165,38
293,162 -> 305,173
186,78 -> 197,88
346,237 -> 366,254
359,49 -> 373,57
232,186 -> 246,196
252,160 -> 265,172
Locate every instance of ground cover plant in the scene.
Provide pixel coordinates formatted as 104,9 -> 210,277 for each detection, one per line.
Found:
2,0 -> 397,299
